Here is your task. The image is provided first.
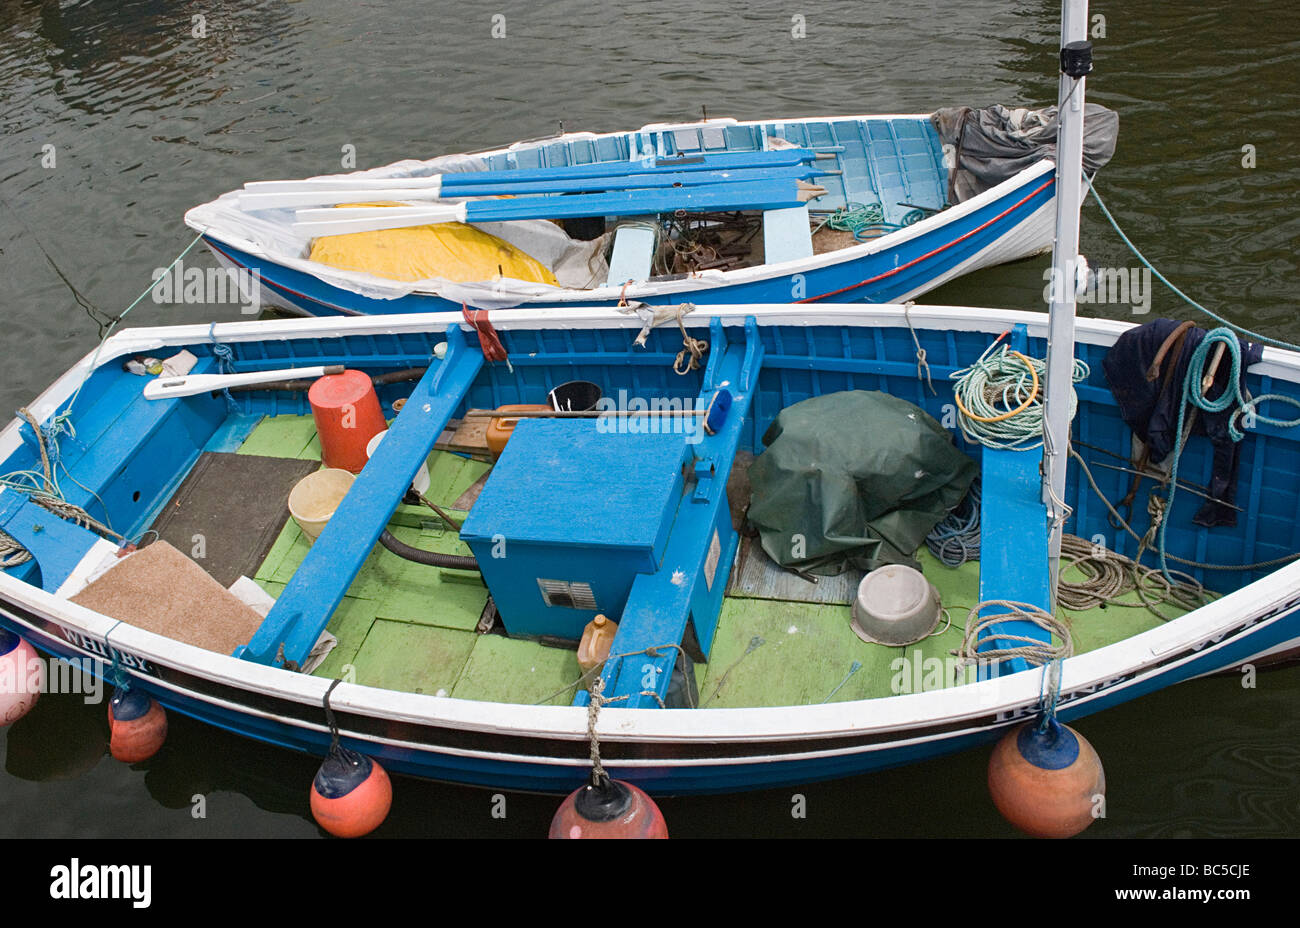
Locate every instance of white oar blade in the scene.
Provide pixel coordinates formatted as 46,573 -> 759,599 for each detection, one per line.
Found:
243,176 -> 445,194
293,204 -> 465,237
240,188 -> 449,211
143,366 -> 339,400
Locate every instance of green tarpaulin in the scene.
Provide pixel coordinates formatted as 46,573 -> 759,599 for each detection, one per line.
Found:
747,391 -> 977,575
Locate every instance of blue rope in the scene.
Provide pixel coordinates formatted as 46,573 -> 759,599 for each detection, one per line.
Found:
207,322 -> 240,413
926,480 -> 981,566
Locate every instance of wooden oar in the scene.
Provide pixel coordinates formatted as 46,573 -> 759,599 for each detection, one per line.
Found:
142,365 -> 344,400
293,179 -> 828,237
244,147 -> 831,196
239,164 -> 836,211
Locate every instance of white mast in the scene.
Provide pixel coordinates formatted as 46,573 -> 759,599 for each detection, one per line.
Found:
1043,0 -> 1091,565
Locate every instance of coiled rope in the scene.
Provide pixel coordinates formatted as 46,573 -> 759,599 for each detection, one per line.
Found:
956,600 -> 1073,667
1056,533 -> 1208,620
812,202 -> 925,241
950,341 -> 1089,450
925,480 -> 981,566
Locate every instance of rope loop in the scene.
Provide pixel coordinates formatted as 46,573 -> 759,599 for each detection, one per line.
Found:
673,305 -> 707,375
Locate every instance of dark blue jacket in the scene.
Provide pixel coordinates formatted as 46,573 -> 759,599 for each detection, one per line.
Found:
1102,318 -> 1261,527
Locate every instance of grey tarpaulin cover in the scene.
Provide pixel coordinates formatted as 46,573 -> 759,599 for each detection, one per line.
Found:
930,103 -> 1119,203
746,391 -> 977,576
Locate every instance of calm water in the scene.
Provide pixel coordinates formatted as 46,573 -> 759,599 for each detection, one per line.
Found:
1,0 -> 1298,838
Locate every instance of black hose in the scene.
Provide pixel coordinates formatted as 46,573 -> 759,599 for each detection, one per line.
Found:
378,530 -> 479,571
228,366 -> 429,393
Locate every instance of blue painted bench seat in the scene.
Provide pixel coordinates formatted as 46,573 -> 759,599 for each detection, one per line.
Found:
975,327 -> 1052,677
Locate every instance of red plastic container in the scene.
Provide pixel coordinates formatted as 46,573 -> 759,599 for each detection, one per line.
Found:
308,370 -> 388,473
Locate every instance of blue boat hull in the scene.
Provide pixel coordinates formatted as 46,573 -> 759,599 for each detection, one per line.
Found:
1,595 -> 1296,795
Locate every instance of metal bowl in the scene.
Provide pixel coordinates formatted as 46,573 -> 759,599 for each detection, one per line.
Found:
849,564 -> 942,646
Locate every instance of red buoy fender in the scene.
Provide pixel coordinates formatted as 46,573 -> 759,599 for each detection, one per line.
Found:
310,747 -> 392,838
107,687 -> 168,763
988,719 -> 1105,839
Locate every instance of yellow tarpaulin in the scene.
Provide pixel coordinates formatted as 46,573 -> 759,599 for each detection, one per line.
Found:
308,202 -> 558,285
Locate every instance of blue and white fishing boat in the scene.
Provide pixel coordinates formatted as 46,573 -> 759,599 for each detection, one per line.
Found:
184,105 -> 1115,318
1,2 -> 1288,836
1,294 -> 1298,802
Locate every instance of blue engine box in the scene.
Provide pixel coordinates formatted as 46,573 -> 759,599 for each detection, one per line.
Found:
459,418 -> 691,640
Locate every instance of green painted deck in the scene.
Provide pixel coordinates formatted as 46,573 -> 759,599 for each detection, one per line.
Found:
240,414 -> 1194,709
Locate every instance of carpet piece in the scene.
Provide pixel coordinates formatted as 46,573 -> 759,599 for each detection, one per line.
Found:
70,541 -> 265,655
150,451 -> 320,587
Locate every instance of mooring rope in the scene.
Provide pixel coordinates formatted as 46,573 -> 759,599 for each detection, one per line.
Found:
1084,175 -> 1300,355
672,304 -> 708,375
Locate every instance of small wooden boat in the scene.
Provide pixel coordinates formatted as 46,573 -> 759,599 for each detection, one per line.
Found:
1,300 -> 1296,799
184,111 -> 1073,317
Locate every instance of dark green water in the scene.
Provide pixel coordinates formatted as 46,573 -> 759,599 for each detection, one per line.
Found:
0,0 -> 1297,838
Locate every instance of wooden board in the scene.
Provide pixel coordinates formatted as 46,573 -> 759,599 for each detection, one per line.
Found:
433,410 -> 493,458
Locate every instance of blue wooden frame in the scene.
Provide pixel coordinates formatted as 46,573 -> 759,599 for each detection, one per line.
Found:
237,327 -> 484,667
593,317 -> 764,708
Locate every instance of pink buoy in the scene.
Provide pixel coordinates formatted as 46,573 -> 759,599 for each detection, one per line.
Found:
0,629 -> 41,725
549,774 -> 668,839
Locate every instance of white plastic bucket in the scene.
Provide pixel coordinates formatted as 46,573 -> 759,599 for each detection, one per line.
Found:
288,468 -> 356,541
365,430 -> 432,496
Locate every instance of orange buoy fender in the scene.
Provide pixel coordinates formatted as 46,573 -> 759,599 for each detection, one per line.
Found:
988,718 -> 1105,839
310,747 -> 392,838
549,776 -> 668,839
107,687 -> 168,763
0,629 -> 41,725
307,370 -> 388,473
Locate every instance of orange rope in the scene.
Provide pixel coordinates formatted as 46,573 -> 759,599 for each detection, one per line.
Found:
953,350 -> 1040,423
